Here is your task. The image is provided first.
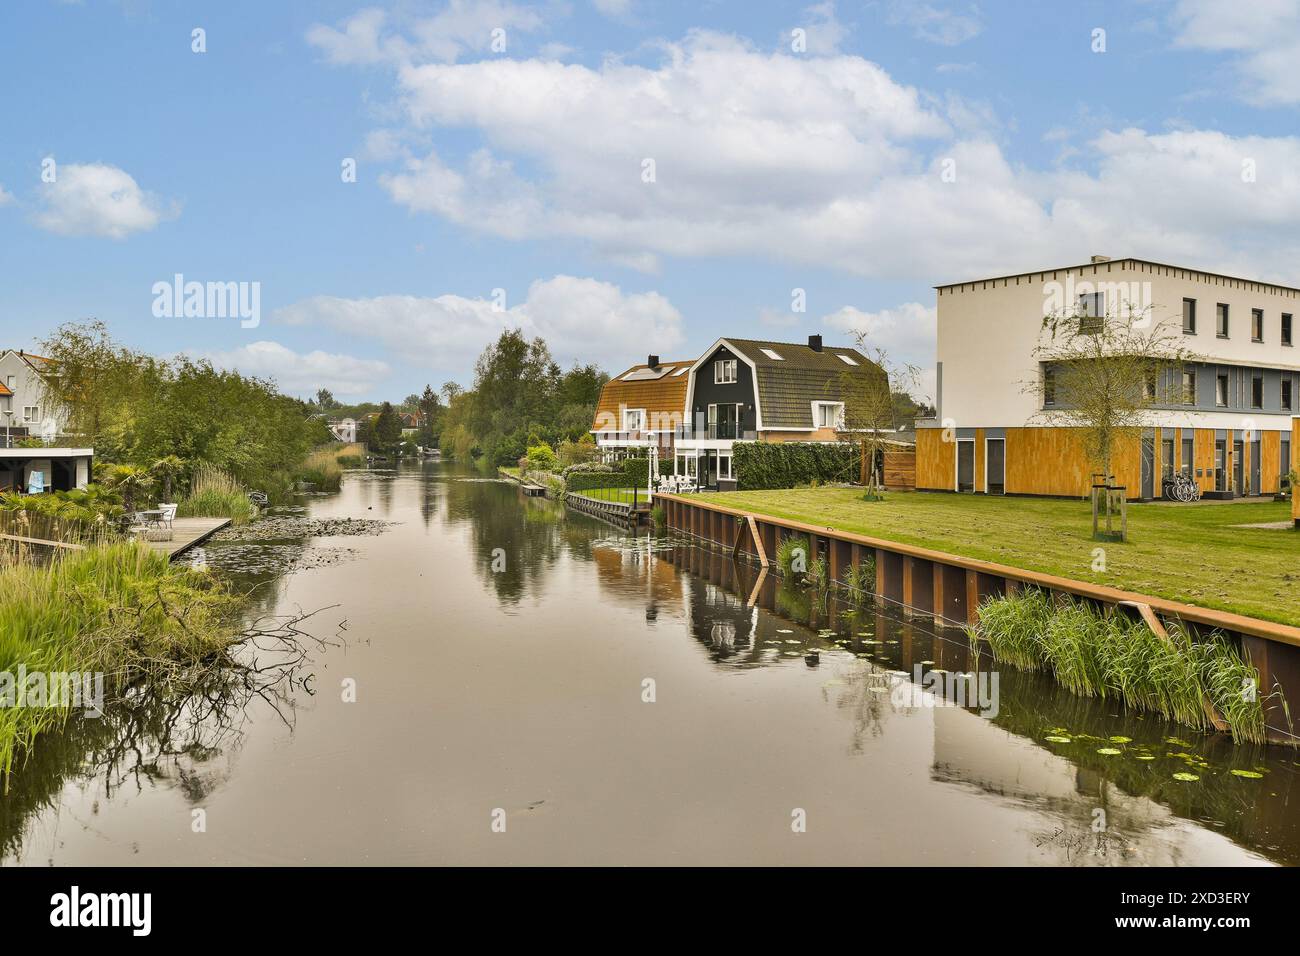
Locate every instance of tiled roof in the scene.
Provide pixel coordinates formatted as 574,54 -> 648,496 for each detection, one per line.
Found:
0,382 -> 10,397
726,338 -> 886,430
593,359 -> 692,428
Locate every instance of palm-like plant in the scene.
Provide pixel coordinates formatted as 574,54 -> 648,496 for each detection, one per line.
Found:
150,455 -> 187,502
108,464 -> 154,514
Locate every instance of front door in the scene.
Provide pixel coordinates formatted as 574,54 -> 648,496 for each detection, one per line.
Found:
1233,439 -> 1244,495
1140,434 -> 1154,499
1251,439 -> 1261,496
956,440 -> 975,492
701,451 -> 718,490
1215,439 -> 1226,491
986,438 -> 1005,494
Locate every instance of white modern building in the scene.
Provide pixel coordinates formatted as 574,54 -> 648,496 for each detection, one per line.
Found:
918,256 -> 1300,498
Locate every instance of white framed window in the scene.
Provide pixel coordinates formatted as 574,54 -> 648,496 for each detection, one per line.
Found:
813,401 -> 844,429
22,405 -> 39,423
719,453 -> 733,480
835,353 -> 858,366
5,376 -> 14,390
760,348 -> 784,360
622,408 -> 645,431
714,358 -> 737,384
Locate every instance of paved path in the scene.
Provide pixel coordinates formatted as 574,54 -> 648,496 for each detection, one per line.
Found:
141,516 -> 232,559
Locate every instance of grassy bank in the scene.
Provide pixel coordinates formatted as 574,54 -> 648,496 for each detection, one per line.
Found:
970,589 -> 1268,744
701,488 -> 1300,625
0,542 -> 241,775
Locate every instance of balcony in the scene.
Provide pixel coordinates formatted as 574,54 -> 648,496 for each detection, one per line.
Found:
674,423 -> 756,442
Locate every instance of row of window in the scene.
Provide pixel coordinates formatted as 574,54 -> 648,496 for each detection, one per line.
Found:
1182,298 -> 1294,345
1044,366 -> 1295,411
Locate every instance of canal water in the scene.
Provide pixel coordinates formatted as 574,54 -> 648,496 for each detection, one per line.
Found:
2,460 -> 1298,865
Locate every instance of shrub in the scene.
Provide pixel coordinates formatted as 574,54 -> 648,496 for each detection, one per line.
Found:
176,463 -> 255,524
622,456 -> 650,487
558,437 -> 601,468
775,533 -> 811,578
523,443 -> 559,473
731,441 -> 859,490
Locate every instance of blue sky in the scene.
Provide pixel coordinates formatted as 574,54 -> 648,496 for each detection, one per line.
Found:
3,0 -> 1300,403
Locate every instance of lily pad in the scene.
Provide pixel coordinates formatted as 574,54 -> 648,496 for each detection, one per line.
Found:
1172,772 -> 1200,781
1230,769 -> 1264,779
1097,747 -> 1122,756
1044,735 -> 1072,744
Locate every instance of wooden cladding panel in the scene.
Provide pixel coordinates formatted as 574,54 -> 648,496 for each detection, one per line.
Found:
915,428 -> 953,490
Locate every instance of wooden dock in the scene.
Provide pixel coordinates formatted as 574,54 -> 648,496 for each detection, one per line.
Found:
142,517 -> 232,559
521,483 -> 547,497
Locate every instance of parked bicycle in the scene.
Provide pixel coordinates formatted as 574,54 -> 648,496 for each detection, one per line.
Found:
1161,472 -> 1201,502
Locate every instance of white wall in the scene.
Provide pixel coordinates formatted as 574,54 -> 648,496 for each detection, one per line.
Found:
935,260 -> 1300,430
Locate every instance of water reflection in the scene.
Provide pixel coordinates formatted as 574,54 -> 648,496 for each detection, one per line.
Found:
656,544 -> 1300,865
1,460 -> 1295,866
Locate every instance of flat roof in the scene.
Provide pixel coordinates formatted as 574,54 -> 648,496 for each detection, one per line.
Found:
935,257 -> 1300,296
0,448 -> 93,458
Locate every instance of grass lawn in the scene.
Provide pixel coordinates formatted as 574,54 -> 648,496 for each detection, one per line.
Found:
572,486 -> 650,506
701,488 -> 1300,627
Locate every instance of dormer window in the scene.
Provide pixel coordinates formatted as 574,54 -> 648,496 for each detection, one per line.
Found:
623,408 -> 645,431
814,401 -> 844,428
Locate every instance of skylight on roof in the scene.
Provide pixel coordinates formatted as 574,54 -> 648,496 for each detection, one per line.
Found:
672,366 -> 688,376
836,353 -> 859,366
760,348 -> 784,360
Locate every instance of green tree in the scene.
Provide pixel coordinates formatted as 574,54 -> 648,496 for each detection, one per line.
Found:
108,464 -> 153,514
373,402 -> 402,449
150,455 -> 186,502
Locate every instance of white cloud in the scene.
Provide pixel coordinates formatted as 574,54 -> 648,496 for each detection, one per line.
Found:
824,302 -> 937,402
307,1 -> 547,66
202,341 -> 392,397
886,1 -> 982,46
1172,0 -> 1300,105
0,184 -> 13,206
318,21 -> 1300,284
592,0 -> 632,19
33,163 -> 175,239
273,275 -> 684,373
789,2 -> 849,55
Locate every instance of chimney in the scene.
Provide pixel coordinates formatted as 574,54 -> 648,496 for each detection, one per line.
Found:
1090,255 -> 1110,264
647,354 -> 660,369
807,334 -> 823,352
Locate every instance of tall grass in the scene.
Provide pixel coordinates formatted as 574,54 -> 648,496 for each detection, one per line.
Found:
970,589 -> 1273,744
176,463 -> 255,524
0,541 -> 239,776
775,533 -> 810,577
295,449 -> 343,492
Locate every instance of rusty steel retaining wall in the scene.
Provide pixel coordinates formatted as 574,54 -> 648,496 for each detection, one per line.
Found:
657,493 -> 1300,746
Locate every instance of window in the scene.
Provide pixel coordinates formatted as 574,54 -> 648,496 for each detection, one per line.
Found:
759,348 -> 784,360
1043,366 -> 1056,406
718,453 -> 733,481
22,405 -> 39,423
1077,291 -> 1105,317
1284,313 -> 1293,346
1284,379 -> 1293,412
1162,438 -> 1175,478
1181,437 -> 1194,477
1182,370 -> 1196,405
1143,371 -> 1157,403
1251,374 -> 1263,409
623,408 -> 645,431
1252,309 -> 1264,342
814,402 -> 844,429
1182,298 -> 1197,334
1216,372 -> 1228,407
835,353 -> 859,366
1216,303 -> 1229,337
713,358 -> 737,384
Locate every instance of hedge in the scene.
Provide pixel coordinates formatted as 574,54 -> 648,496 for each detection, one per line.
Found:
731,441 -> 860,490
566,471 -> 639,492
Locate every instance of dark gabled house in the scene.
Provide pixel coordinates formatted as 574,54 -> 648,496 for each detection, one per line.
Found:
675,334 -> 886,490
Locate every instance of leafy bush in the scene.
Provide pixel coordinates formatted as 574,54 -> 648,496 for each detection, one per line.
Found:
523,443 -> 559,473
561,462 -> 615,478
732,441 -> 860,490
566,471 -> 636,492
558,436 -> 601,468
622,456 -> 650,487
